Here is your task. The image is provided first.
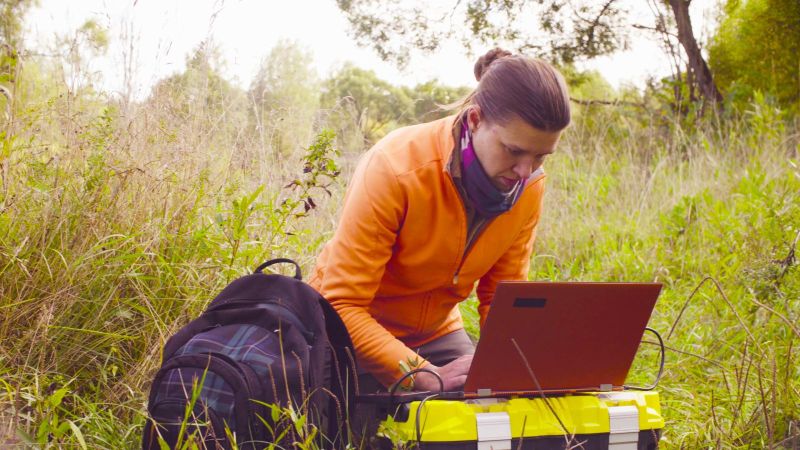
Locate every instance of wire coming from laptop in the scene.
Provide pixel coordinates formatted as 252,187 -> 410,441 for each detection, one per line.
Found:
415,393 -> 441,443
510,338 -> 572,437
388,367 -> 444,399
387,368 -> 444,444
624,327 -> 665,391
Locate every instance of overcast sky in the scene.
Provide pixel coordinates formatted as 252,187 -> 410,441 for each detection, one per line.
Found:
25,0 -> 718,100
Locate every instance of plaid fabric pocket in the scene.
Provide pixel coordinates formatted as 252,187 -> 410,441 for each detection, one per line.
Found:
154,324 -> 280,430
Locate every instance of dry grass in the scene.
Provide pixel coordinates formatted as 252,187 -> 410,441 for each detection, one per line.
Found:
1,56 -> 799,448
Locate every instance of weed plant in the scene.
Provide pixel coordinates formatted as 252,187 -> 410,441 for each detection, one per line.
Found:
1,63 -> 798,449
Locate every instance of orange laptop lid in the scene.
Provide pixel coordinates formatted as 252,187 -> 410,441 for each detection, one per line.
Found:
463,282 -> 662,395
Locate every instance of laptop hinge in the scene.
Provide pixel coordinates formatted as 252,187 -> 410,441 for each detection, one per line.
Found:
476,412 -> 512,450
608,405 -> 639,449
600,383 -> 613,392
476,388 -> 492,397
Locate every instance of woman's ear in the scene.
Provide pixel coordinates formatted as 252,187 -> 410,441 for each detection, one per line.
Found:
466,106 -> 482,133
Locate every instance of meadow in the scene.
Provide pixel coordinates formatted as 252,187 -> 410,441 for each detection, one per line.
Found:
0,56 -> 798,449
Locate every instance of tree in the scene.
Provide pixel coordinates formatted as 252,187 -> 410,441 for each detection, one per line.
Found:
0,0 -> 35,113
147,41 -> 249,156
151,43 -> 242,120
666,0 -> 722,109
336,0 -> 628,67
708,0 -> 800,109
249,40 -> 320,157
0,0 -> 33,51
321,63 -> 413,144
404,80 -> 472,123
57,18 -> 110,94
336,0 -> 724,108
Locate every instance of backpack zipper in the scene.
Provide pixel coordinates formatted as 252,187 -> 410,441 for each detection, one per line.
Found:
208,299 -> 315,343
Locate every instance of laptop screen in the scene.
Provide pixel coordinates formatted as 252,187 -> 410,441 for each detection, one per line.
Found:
463,282 -> 661,394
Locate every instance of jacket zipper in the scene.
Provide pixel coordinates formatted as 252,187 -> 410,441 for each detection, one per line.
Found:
446,172 -> 494,286
452,217 -> 490,285
447,171 -> 546,285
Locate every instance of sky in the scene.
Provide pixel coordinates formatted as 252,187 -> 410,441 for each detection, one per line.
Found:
25,0 -> 719,100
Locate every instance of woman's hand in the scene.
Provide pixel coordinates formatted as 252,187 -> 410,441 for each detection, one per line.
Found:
413,354 -> 474,392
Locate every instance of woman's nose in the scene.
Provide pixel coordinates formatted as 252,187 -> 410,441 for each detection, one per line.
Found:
513,159 -> 535,179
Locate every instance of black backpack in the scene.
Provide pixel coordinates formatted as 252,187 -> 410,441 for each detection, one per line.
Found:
142,258 -> 355,450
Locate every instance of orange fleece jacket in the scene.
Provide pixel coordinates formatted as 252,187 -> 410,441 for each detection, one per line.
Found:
309,115 -> 546,387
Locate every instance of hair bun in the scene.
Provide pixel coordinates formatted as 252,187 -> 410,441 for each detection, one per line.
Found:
474,48 -> 513,81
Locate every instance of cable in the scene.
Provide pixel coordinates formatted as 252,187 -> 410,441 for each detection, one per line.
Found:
624,327 -> 666,391
510,338 -> 571,436
415,393 -> 441,443
387,367 -> 444,400
385,368 -> 443,445
389,367 -> 444,399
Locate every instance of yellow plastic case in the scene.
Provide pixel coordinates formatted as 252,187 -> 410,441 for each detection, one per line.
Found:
378,391 -> 663,449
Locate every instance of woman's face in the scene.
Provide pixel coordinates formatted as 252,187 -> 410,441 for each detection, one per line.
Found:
467,107 -> 562,191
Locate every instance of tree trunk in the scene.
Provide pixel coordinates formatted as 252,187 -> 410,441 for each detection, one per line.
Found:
668,0 -> 723,109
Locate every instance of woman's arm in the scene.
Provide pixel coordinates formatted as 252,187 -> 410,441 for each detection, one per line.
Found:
315,149 -> 430,387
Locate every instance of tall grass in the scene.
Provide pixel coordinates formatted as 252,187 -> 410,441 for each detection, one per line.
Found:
1,60 -> 798,449
455,101 -> 800,448
533,103 -> 799,448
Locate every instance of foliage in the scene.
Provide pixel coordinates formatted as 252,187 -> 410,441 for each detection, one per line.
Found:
256,402 -> 321,449
277,129 -> 341,239
0,46 -> 341,446
145,41 -> 252,184
708,0 -> 800,111
1,9 -> 799,449
336,0 -> 628,67
321,65 -> 472,148
559,65 -> 619,105
336,0 -> 736,109
150,42 -> 246,126
0,0 -> 34,50
402,79 -> 471,123
249,40 -> 321,158
459,104 -> 800,448
322,62 -> 414,144
0,0 -> 34,91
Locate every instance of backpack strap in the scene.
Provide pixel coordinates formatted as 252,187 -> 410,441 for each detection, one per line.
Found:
254,258 -> 302,280
318,298 -> 356,444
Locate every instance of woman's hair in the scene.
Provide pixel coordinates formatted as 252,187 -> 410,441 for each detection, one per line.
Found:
461,48 -> 571,132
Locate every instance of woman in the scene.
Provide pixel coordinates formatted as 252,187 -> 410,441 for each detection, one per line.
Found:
309,48 -> 571,394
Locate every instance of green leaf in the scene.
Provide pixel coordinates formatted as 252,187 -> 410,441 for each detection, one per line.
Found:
293,414 -> 306,435
270,404 -> 281,423
49,387 -> 69,407
158,436 -> 171,450
55,420 -> 71,438
66,420 -> 87,449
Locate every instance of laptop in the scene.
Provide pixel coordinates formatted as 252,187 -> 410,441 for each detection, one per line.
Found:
357,281 -> 662,403
461,281 -> 662,396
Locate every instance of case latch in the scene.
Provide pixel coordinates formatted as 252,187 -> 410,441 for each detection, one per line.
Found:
609,405 -> 639,449
476,412 -> 512,450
